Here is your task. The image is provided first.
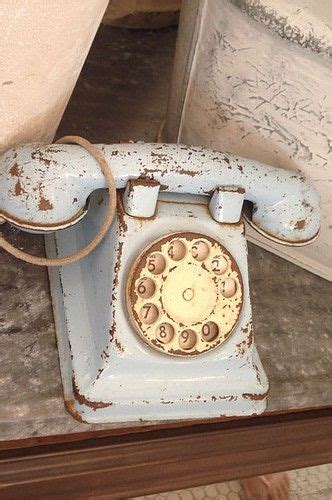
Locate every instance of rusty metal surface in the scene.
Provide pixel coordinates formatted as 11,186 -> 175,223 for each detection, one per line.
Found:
0,26 -> 331,440
0,142 -> 321,244
46,192 -> 267,422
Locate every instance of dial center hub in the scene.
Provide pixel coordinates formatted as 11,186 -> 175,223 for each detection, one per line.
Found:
183,288 -> 194,301
162,264 -> 217,325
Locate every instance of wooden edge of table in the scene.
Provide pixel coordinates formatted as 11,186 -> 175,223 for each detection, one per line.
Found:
0,407 -> 331,498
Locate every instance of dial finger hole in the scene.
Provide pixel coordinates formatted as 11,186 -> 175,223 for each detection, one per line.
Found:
220,278 -> 237,298
179,329 -> 197,350
139,304 -> 159,324
167,240 -> 186,261
147,253 -> 166,275
136,277 -> 156,299
201,321 -> 219,342
192,240 -> 209,261
211,255 -> 228,275
155,323 -> 175,344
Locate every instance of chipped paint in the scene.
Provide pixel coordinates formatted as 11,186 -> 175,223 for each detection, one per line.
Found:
13,179 -> 26,197
9,162 -> 23,177
294,219 -> 306,230
123,177 -> 160,218
72,376 -> 111,410
38,195 -> 53,212
48,191 -> 269,422
0,142 -> 320,245
126,232 -> 243,357
64,398 -> 87,423
117,194 -> 128,235
243,391 -> 268,401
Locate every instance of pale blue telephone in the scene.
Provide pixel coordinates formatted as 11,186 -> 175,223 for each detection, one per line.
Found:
0,137 -> 320,422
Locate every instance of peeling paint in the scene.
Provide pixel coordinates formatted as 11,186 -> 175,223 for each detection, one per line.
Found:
72,376 -> 112,410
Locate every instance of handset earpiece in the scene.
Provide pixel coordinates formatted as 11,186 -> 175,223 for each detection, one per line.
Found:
243,174 -> 321,246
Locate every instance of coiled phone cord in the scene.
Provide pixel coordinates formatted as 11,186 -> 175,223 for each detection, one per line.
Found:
0,136 -> 117,266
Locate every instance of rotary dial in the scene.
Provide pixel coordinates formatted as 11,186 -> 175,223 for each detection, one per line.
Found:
126,232 -> 243,356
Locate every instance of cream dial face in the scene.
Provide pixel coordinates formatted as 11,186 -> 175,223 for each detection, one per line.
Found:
126,232 -> 243,356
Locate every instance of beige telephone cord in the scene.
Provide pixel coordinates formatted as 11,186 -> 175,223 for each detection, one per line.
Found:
0,136 -> 117,266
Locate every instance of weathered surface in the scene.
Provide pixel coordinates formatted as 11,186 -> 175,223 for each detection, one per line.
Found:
0,142 -> 320,243
0,0 -> 108,153
164,0 -> 332,280
231,0 -> 331,55
0,26 -> 331,440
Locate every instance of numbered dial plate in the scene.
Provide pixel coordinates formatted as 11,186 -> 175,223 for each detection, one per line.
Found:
126,232 -> 243,356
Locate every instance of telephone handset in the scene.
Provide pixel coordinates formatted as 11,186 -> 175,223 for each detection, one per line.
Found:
0,139 -> 320,242
0,138 -> 320,422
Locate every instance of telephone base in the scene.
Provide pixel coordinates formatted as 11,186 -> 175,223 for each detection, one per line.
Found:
46,191 -> 268,424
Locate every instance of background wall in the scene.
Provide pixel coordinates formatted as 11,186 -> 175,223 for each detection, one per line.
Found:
164,0 -> 331,279
0,0 -> 109,154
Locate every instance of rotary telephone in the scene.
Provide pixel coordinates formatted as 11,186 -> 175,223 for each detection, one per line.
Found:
0,137 -> 320,423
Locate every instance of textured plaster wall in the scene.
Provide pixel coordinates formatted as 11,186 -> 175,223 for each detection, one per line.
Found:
0,0 -> 109,153
168,0 -> 331,279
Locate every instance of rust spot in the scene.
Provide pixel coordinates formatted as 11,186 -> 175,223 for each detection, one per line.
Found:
109,229 -> 125,344
31,148 -> 57,166
9,162 -> 23,177
72,376 -> 112,410
44,146 -> 64,154
254,362 -> 262,385
38,195 -> 53,211
218,186 -> 245,194
114,338 -> 124,353
113,241 -> 124,287
301,200 -> 314,213
14,179 -> 26,197
109,324 -> 116,342
176,167 -> 197,178
294,219 -> 306,230
142,167 -> 163,177
117,194 -> 128,235
236,321 -> 253,355
243,392 -> 267,401
247,325 -> 253,345
64,398 -> 86,423
73,197 -> 78,203
101,349 -> 110,359
130,177 -> 160,188
151,151 -> 169,165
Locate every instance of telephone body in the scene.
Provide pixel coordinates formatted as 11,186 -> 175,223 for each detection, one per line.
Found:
0,142 -> 320,423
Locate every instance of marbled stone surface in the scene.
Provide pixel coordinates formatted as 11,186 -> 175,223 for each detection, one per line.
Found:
0,26 -> 331,441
